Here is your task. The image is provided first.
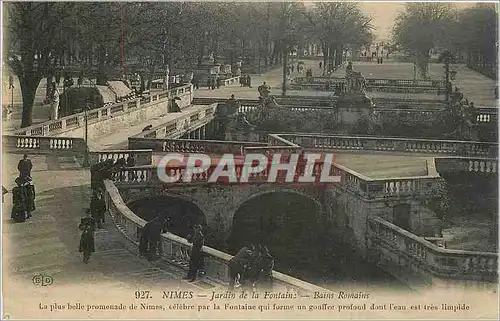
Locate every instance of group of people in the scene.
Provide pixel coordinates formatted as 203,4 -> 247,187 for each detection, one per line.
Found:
228,244 -> 274,290
90,155 -> 137,191
9,154 -> 36,223
207,76 -> 222,90
139,216 -> 169,261
239,74 -> 252,88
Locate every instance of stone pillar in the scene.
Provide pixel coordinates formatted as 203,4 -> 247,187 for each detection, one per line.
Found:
202,126 -> 206,139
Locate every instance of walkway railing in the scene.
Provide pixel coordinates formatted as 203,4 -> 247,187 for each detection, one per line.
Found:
3,135 -> 87,153
103,180 -> 328,294
277,133 -> 498,157
293,76 -> 445,88
129,103 -> 217,140
129,138 -> 267,154
88,149 -> 153,166
434,157 -> 498,174
369,216 -> 497,282
12,84 -> 194,137
112,161 -> 440,200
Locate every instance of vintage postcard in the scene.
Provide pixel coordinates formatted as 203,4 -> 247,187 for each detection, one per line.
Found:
1,1 -> 498,320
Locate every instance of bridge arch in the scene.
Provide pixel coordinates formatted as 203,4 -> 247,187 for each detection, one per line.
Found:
127,194 -> 206,239
227,189 -> 324,258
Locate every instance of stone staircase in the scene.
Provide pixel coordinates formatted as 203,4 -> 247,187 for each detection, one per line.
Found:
2,153 -> 215,291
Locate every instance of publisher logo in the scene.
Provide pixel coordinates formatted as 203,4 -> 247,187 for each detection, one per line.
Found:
156,153 -> 341,185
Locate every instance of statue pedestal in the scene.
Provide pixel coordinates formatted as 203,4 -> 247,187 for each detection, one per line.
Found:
336,93 -> 374,125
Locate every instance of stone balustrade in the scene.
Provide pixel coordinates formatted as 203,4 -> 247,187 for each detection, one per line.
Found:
373,108 -> 444,118
2,135 -> 87,154
130,103 -> 217,140
293,76 -> 445,88
12,84 -> 194,137
103,180 -> 329,293
88,149 -> 153,166
112,160 -> 439,200
434,157 -> 498,175
278,134 -> 498,157
130,138 -> 267,154
474,107 -> 498,124
221,76 -> 241,86
368,216 -> 497,284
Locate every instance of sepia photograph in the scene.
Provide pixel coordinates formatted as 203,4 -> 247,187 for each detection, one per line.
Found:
1,1 -> 498,319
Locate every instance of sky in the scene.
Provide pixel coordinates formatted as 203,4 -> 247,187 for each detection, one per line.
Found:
302,1 -> 484,40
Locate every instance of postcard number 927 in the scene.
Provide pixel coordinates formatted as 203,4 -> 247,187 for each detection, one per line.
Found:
135,290 -> 151,299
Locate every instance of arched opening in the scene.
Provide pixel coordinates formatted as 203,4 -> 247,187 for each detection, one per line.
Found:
127,196 -> 205,239
227,192 -> 324,278
228,191 -> 407,288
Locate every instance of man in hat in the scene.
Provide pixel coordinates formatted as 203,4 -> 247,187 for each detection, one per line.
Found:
141,216 -> 168,261
90,189 -> 106,228
228,244 -> 255,289
17,154 -> 33,179
79,209 -> 96,263
184,224 -> 204,282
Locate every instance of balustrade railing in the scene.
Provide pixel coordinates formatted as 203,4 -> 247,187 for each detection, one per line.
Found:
277,134 -> 498,157
293,77 -> 445,88
104,180 -> 328,293
113,161 -> 439,200
3,135 -> 87,153
369,216 -> 497,281
130,103 -> 217,140
88,149 -> 153,166
434,157 -> 498,174
12,84 -> 194,137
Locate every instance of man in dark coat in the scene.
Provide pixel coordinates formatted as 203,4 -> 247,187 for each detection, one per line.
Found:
90,189 -> 106,228
79,210 -> 96,263
228,244 -> 255,289
256,246 -> 274,289
11,178 -> 27,223
18,154 -> 33,178
141,216 -> 168,261
184,224 -> 204,282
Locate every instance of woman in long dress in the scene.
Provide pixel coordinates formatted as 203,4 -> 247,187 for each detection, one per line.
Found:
11,179 -> 27,223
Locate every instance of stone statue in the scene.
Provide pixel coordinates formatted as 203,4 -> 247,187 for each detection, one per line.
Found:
345,68 -> 366,95
258,82 -> 271,99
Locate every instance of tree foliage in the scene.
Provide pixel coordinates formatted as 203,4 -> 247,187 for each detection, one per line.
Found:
4,2 -> 374,127
392,3 -> 455,79
304,3 -> 374,73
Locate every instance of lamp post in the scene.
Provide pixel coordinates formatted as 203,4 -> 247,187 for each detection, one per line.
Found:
82,102 -> 91,167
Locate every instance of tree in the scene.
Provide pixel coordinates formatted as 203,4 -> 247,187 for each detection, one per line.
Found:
303,3 -> 374,74
3,2 -> 78,127
392,3 -> 455,79
455,4 -> 498,77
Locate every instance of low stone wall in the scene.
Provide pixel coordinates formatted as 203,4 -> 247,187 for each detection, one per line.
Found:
368,216 -> 498,290
128,103 -> 217,141
103,180 -> 329,293
278,133 -> 498,157
12,84 -> 194,141
2,135 -> 87,155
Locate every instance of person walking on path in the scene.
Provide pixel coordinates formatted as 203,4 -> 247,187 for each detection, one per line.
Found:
11,177 -> 28,223
18,154 -> 33,179
184,224 -> 205,282
90,189 -> 106,228
79,209 -> 96,264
